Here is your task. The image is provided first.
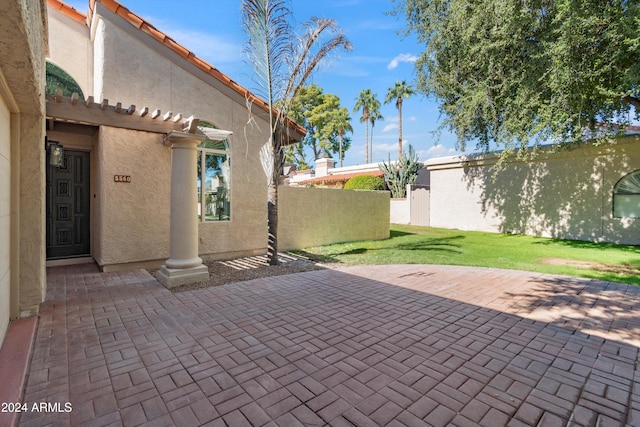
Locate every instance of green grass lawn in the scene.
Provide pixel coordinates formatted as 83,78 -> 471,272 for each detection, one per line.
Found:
298,225 -> 640,286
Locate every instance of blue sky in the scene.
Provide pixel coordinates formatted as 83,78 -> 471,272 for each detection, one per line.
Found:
64,0 -> 462,166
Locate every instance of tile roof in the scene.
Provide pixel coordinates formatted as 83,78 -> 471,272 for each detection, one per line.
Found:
300,170 -> 385,184
46,0 -> 306,139
46,0 -> 85,24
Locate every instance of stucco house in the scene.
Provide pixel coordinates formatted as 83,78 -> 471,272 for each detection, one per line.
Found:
46,0 -> 310,281
1,0 -> 308,347
1,0 -> 391,351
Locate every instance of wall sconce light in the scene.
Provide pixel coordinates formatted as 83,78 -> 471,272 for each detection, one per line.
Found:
46,138 -> 64,167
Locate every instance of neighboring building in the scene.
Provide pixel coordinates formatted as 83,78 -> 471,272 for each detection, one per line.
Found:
425,137 -> 640,245
294,158 -> 386,188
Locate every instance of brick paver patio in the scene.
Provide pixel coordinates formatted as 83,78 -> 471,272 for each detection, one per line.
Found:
17,263 -> 640,426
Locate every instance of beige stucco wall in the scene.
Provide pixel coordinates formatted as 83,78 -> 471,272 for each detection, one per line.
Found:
196,101 -> 269,259
18,115 -> 47,316
426,138 -> 640,244
0,93 -> 10,344
0,0 -> 47,338
46,7 -> 93,97
94,13 -> 244,127
94,127 -> 171,268
278,187 -> 390,251
92,11 -> 271,265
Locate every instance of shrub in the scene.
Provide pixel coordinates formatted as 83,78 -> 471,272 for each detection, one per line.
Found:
344,175 -> 385,190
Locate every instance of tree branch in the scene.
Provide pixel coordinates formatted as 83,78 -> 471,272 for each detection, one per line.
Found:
622,95 -> 640,110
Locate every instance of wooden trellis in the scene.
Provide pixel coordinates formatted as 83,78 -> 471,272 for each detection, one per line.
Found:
46,89 -> 198,134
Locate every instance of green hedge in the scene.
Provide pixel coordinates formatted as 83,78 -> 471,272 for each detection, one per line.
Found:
344,175 -> 385,190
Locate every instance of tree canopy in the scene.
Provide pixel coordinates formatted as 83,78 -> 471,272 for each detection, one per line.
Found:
286,84 -> 353,168
393,0 -> 640,155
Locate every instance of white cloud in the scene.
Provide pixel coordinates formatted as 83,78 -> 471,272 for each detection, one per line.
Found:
387,53 -> 418,70
382,123 -> 398,133
373,142 -> 398,153
422,144 -> 458,159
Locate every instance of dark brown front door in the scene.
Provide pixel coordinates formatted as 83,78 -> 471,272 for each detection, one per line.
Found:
46,149 -> 90,259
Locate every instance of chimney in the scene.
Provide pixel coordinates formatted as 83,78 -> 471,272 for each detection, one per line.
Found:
315,156 -> 334,178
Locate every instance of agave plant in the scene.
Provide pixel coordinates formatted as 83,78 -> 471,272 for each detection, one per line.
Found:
241,0 -> 352,264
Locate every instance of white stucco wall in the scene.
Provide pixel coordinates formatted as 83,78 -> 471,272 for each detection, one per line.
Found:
0,94 -> 10,344
46,7 -> 93,97
279,187 -> 390,250
390,198 -> 410,224
427,138 -> 640,244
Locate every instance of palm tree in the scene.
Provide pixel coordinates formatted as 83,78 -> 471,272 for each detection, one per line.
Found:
384,80 -> 415,160
354,89 -> 374,163
368,104 -> 383,164
332,108 -> 353,167
242,0 -> 351,265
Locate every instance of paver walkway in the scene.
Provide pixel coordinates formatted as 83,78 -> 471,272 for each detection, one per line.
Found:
17,263 -> 640,426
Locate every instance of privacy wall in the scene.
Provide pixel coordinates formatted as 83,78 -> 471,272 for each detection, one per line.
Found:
278,187 -> 390,250
426,138 -> 640,245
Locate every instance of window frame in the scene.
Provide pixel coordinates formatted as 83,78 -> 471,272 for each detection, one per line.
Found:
197,139 -> 231,223
613,169 -> 640,219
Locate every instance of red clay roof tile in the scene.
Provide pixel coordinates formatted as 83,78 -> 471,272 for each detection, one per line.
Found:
46,0 -> 86,24
300,170 -> 384,184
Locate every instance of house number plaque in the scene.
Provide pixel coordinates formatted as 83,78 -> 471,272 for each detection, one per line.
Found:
114,175 -> 131,183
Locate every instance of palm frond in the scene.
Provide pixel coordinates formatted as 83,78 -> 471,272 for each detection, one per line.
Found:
260,140 -> 275,180
280,17 -> 352,122
242,0 -> 293,131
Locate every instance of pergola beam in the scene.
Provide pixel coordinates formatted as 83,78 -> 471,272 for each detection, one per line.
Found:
46,93 -> 192,134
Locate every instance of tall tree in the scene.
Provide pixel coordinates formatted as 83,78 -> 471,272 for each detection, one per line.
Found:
354,89 -> 372,163
242,0 -> 351,264
286,84 -> 353,165
384,80 -> 414,160
331,107 -> 354,167
393,0 -> 640,155
368,106 -> 383,163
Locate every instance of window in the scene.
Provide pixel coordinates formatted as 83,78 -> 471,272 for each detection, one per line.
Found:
197,137 -> 231,222
613,170 -> 640,218
46,61 -> 84,99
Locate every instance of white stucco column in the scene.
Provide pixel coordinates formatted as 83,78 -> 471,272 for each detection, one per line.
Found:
157,131 -> 209,288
